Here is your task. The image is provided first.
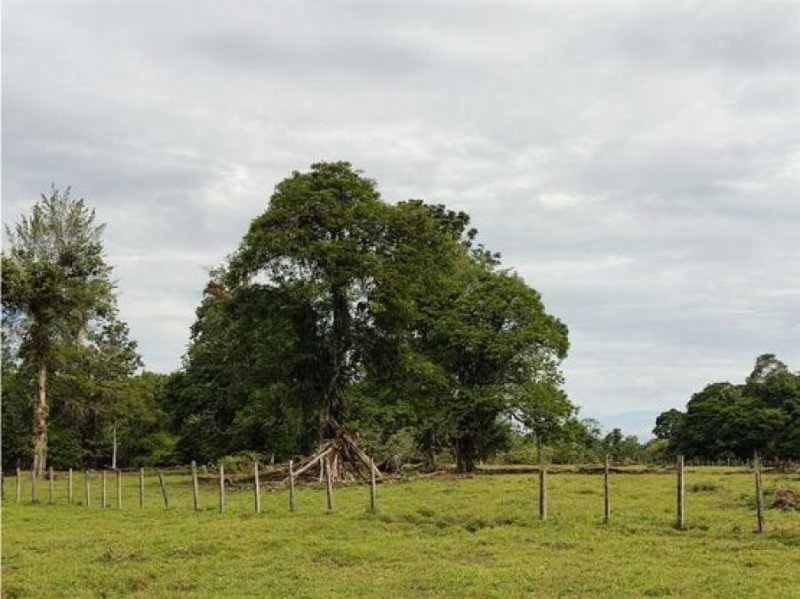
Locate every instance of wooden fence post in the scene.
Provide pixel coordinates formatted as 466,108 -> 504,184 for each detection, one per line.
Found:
68,468 -> 74,504
16,467 -> 21,503
1,470 -> 4,503
138,468 -> 145,508
31,469 -> 37,503
325,460 -> 334,512
191,461 -> 200,511
676,455 -> 685,529
604,455 -> 611,523
84,470 -> 91,508
288,459 -> 296,512
754,452 -> 765,534
253,460 -> 261,514
218,463 -> 225,514
538,467 -> 547,521
157,470 -> 169,508
369,457 -> 377,512
116,469 -> 122,509
102,470 -> 108,508
48,467 -> 54,504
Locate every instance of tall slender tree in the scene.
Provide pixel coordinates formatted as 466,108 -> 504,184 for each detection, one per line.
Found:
2,188 -> 114,475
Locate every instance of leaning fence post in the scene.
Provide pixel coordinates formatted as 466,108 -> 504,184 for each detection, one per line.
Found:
604,455 -> 611,523
31,469 -> 38,503
754,452 -> 765,534
48,467 -> 54,504
253,460 -> 261,514
191,461 -> 200,511
156,470 -> 169,508
676,455 -> 685,529
369,457 -> 377,512
116,469 -> 122,509
288,459 -> 296,512
325,460 -> 334,512
538,466 -> 547,520
16,467 -> 21,503
84,470 -> 91,508
68,468 -> 74,504
138,468 -> 145,508
218,464 -> 225,514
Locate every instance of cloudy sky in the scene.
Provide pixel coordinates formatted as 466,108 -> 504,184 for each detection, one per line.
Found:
3,1 -> 799,436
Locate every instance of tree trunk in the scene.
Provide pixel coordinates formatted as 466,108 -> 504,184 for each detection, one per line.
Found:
536,434 -> 542,465
32,357 -> 48,478
454,438 -> 476,473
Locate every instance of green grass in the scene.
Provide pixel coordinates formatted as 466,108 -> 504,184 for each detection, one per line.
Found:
2,467 -> 799,598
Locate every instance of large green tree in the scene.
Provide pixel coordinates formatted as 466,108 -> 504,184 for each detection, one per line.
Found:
2,188 -> 139,473
173,162 -> 571,474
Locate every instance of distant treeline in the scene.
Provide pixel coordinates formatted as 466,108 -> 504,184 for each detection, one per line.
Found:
653,354 -> 800,461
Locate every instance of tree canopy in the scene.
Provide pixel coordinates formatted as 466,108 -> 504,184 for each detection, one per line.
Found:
167,162 -> 572,472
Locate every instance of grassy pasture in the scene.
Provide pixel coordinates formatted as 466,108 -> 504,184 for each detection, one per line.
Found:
2,467 -> 799,598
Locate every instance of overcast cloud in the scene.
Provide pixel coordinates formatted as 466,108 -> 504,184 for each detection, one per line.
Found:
3,1 -> 799,436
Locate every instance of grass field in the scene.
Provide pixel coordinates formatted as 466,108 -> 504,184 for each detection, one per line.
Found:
2,467 -> 799,598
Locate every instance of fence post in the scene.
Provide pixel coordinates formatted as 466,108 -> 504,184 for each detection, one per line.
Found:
191,461 -> 200,511
218,463 -> 225,514
138,468 -> 145,508
156,470 -> 169,508
48,467 -> 54,504
676,455 -> 685,529
1,470 -> 4,503
755,452 -> 765,534
16,467 -> 21,503
538,467 -> 547,521
116,469 -> 122,509
325,460 -> 334,512
84,470 -> 91,508
68,468 -> 74,504
369,457 -> 377,512
253,460 -> 261,514
102,470 -> 108,508
288,459 -> 296,512
31,469 -> 37,503
604,455 -> 611,523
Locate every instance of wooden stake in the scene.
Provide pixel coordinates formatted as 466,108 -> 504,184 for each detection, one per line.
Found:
755,452 -> 765,534
138,468 -> 145,508
84,470 -> 91,508
191,461 -> 200,511
325,459 -> 334,512
538,467 -> 547,521
102,470 -> 108,508
116,469 -> 122,509
676,455 -> 685,529
604,455 -> 611,523
48,467 -> 54,504
288,459 -> 296,512
369,457 -> 377,512
68,468 -> 73,504
253,460 -> 261,514
157,470 -> 169,508
31,469 -> 38,503
16,467 -> 21,503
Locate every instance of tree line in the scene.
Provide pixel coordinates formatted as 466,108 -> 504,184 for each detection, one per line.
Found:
3,165 -> 797,474
2,165 -> 578,473
654,354 -> 800,461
